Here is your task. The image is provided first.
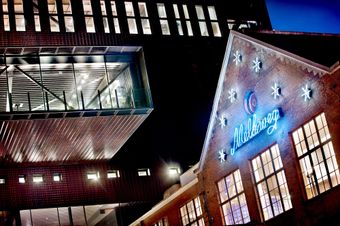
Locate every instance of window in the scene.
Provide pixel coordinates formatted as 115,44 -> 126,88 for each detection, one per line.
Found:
107,170 -> 120,178
19,175 -> 26,184
110,1 -> 120,33
14,0 -> 25,31
0,178 -> 5,184
53,173 -> 62,182
83,0 -> 95,32
3,0 -> 10,31
183,5 -> 193,36
125,2 -> 137,34
48,0 -> 60,32
157,3 -> 170,35
252,144 -> 292,221
138,2 -> 151,34
180,197 -> 204,226
207,6 -> 221,37
173,4 -> 183,35
87,172 -> 100,180
32,0 -> 41,31
62,0 -> 74,32
292,112 -> 340,199
154,217 -> 168,226
138,168 -> 150,176
100,0 -> 109,33
195,5 -> 208,36
217,169 -> 250,225
33,174 -> 44,183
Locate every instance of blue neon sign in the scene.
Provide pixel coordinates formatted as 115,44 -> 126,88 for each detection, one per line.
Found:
230,108 -> 281,155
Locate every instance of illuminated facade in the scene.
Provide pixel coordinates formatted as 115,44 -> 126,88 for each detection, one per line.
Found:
131,31 -> 340,226
0,0 -> 273,225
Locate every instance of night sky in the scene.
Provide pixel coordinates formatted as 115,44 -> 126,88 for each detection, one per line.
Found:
266,0 -> 340,34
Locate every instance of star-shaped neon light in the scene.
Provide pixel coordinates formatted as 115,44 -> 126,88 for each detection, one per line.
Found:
233,50 -> 242,65
217,114 -> 227,129
252,57 -> 262,73
271,83 -> 281,99
301,84 -> 312,101
218,149 -> 227,162
228,89 -> 237,103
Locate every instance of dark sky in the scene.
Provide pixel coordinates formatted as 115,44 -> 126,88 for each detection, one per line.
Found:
266,0 -> 340,34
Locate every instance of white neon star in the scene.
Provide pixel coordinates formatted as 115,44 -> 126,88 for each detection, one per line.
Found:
218,149 -> 227,162
233,50 -> 242,65
217,114 -> 227,129
228,89 -> 237,103
252,57 -> 262,73
301,84 -> 312,101
271,83 -> 281,99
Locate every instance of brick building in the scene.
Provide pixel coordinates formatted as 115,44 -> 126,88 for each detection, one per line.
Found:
131,31 -> 340,226
0,0 -> 274,225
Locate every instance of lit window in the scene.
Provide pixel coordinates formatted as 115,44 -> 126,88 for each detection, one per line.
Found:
168,167 -> 180,176
125,2 -> 138,34
33,174 -> 44,183
180,197 -> 205,226
252,144 -> 292,221
107,170 -> 120,178
14,0 -> 25,31
83,0 -> 95,32
100,0 -> 110,33
157,3 -> 170,35
19,175 -> 26,184
3,0 -> 10,31
138,2 -> 151,34
183,5 -> 193,36
138,168 -> 151,176
195,5 -> 208,36
87,172 -> 100,180
207,6 -> 221,37
53,173 -> 62,182
217,169 -> 250,225
0,178 -> 5,184
48,0 -> 60,32
110,1 -> 120,33
63,0 -> 74,32
32,0 -> 41,31
173,4 -> 183,35
154,217 -> 169,226
292,112 -> 340,199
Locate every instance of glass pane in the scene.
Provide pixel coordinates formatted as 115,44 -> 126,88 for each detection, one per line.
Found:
127,18 -> 138,34
103,17 -> 110,33
141,19 -> 151,34
14,0 -> 24,13
71,206 -> 86,225
15,15 -> 25,31
138,2 -> 148,17
20,210 -> 31,226
211,22 -> 221,37
31,208 -> 59,226
176,20 -> 184,35
183,5 -> 190,19
160,20 -> 170,35
85,17 -> 95,32
111,1 -> 118,16
195,5 -> 205,20
3,15 -> 10,31
34,15 -> 41,32
65,16 -> 74,32
62,0 -> 72,14
48,0 -> 58,14
157,3 -> 167,18
186,21 -> 193,36
208,6 -> 217,20
113,18 -> 120,33
83,0 -> 93,15
125,2 -> 135,16
199,21 -> 208,36
100,0 -> 107,15
50,17 -> 60,32
173,4 -> 180,18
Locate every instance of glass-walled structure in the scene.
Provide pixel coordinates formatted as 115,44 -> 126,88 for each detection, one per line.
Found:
0,46 -> 152,115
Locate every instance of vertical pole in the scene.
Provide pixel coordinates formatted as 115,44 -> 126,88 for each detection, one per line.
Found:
63,91 -> 67,111
98,90 -> 102,110
68,207 -> 74,226
45,92 -> 49,111
115,89 -> 119,108
27,92 -> 32,111
80,91 -> 85,110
